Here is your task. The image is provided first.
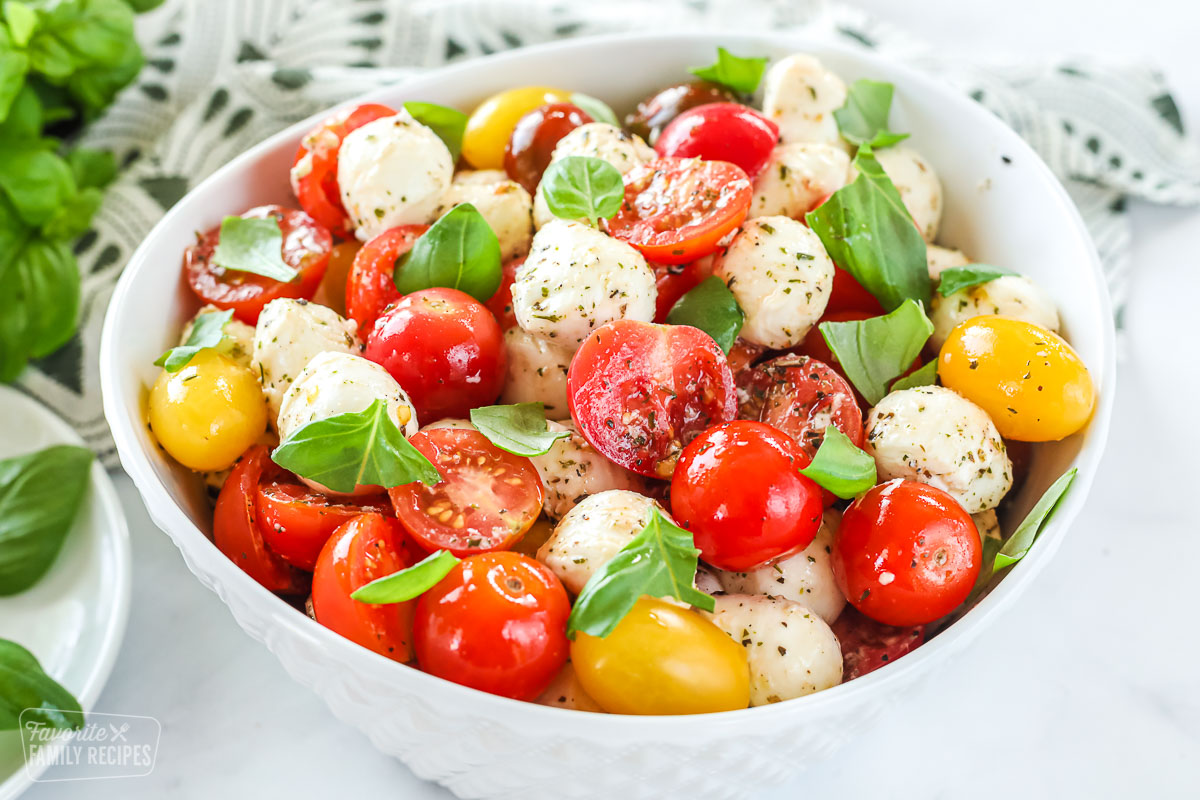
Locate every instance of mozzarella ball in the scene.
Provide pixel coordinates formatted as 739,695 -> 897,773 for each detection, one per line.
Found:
695,565 -> 724,596
337,111 -> 454,241
435,169 -> 533,262
252,299 -> 360,421
512,220 -> 656,347
973,508 -> 1002,543
750,144 -> 850,219
868,145 -> 942,242
926,244 -> 970,280
704,594 -> 842,705
537,490 -> 666,594
550,123 -> 656,175
530,421 -> 648,522
532,187 -> 557,230
761,54 -> 848,149
930,275 -> 1060,350
500,326 -> 574,419
179,304 -> 257,371
535,662 -> 605,712
713,216 -> 834,348
865,386 -> 1013,513
714,509 -> 845,624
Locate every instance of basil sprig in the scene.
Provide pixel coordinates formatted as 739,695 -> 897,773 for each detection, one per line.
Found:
569,92 -> 619,127
689,46 -> 768,95
154,308 -> 233,372
393,203 -> 502,303
936,264 -> 1018,296
665,276 -> 744,353
799,426 -> 877,499
469,402 -> 569,457
272,399 -> 440,494
0,639 -> 83,732
807,148 -> 930,312
819,299 -> 933,405
539,156 -> 624,227
212,215 -> 298,283
351,550 -> 460,604
567,509 -> 715,640
834,79 -> 909,149
0,445 -> 92,596
403,101 -> 468,162
890,359 -> 938,392
995,468 -> 1077,570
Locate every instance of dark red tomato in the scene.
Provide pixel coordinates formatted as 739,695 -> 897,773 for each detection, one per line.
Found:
739,354 -> 864,458
568,320 -> 737,479
344,224 -> 426,335
655,103 -> 779,178
292,103 -> 395,238
184,205 -> 332,325
213,446 -> 305,593
413,551 -> 570,700
833,479 -> 982,627
388,429 -> 544,556
827,267 -> 884,316
311,513 -> 416,662
625,80 -> 741,145
256,478 -> 392,571
503,103 -> 594,194
671,421 -> 823,572
831,605 -> 926,680
1004,438 -> 1033,499
605,158 -> 752,265
485,256 -> 524,330
364,287 -> 506,424
651,257 -> 711,323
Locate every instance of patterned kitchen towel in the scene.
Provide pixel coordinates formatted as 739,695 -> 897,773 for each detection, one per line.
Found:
20,0 -> 1199,465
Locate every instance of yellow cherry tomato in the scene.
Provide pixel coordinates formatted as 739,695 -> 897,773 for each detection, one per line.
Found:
571,597 -> 750,715
149,350 -> 268,471
314,240 -> 360,316
461,86 -> 570,169
938,316 -> 1095,442
511,515 -> 556,560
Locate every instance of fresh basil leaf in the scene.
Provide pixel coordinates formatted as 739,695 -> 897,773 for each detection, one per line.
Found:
0,638 -> 83,732
819,299 -> 933,405
272,398 -> 441,494
28,0 -> 134,72
212,215 -> 298,283
539,155 -> 624,228
665,275 -> 744,353
66,147 -> 116,190
0,229 -> 80,378
470,402 -> 569,457
994,468 -> 1077,571
567,509 -> 715,640
4,3 -> 38,48
0,444 -> 92,596
154,309 -> 232,372
0,138 -> 76,227
688,46 -> 767,95
807,149 -> 930,312
393,202 -> 502,303
403,101 -> 467,163
967,525 -> 1005,606
799,426 -> 876,499
0,84 -> 40,138
834,79 -> 909,149
0,28 -> 30,122
65,37 -> 143,120
936,264 -> 1018,297
890,359 -> 938,392
569,92 -> 619,127
350,550 -> 460,604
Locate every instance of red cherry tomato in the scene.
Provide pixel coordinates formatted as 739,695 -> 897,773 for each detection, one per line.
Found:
503,103 -> 594,194
213,446 -> 305,593
311,513 -> 417,662
388,428 -> 544,556
655,103 -> 779,178
831,605 -> 926,680
364,287 -> 506,424
651,257 -> 711,323
826,267 -> 884,316
345,224 -> 427,336
291,103 -> 395,239
833,479 -> 982,627
605,157 -> 752,265
256,478 -> 392,571
484,256 -> 524,330
738,354 -> 864,458
671,421 -> 823,572
414,551 -> 570,700
568,320 -> 737,479
184,206 -> 332,325
626,80 -> 741,144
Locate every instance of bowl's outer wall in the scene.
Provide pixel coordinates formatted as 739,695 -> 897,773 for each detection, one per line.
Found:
101,32 -> 1114,800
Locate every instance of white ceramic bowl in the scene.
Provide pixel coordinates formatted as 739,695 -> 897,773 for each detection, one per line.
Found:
100,32 -> 1115,800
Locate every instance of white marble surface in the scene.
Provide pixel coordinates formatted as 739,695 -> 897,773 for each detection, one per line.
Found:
27,1 -> 1200,798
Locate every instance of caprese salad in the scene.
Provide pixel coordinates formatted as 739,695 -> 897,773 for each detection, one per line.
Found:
145,47 -> 1096,715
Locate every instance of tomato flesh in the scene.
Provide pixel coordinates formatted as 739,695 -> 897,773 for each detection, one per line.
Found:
256,478 -> 391,571
655,102 -> 779,178
484,256 -> 524,330
651,257 -> 711,323
831,606 -> 926,680
826,266 -> 885,316
345,224 -> 426,335
738,354 -> 864,459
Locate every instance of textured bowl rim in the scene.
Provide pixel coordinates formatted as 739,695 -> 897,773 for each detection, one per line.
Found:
100,30 -> 1115,737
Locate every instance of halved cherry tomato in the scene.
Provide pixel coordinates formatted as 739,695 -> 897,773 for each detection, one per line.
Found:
831,605 -> 925,680
256,478 -> 392,571
213,446 -> 305,594
738,354 -> 864,458
484,255 -> 524,330
184,205 -> 332,325
345,224 -> 427,335
503,103 -> 593,194
651,257 -> 711,322
625,80 -> 741,145
291,103 -> 395,239
413,551 -> 570,700
605,158 -> 752,265
388,428 -> 544,556
567,320 -> 737,479
655,103 -> 779,178
826,266 -> 884,316
311,513 -> 416,662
